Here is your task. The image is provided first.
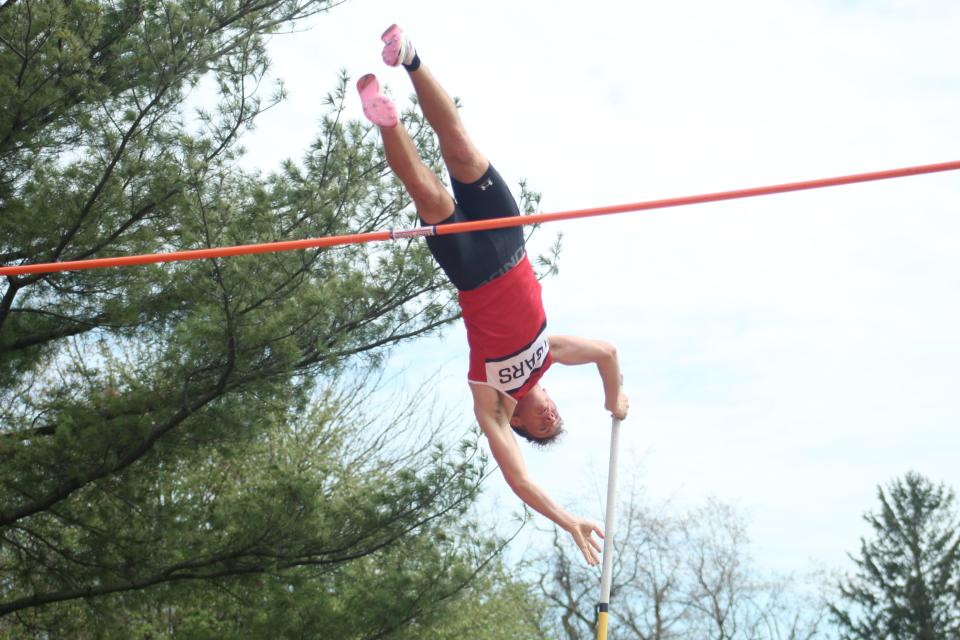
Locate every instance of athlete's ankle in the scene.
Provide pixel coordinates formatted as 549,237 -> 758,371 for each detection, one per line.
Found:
403,52 -> 421,73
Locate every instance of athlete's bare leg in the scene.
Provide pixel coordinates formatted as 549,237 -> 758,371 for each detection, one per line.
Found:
380,123 -> 455,224
405,64 -> 488,185
380,24 -> 489,184
357,74 -> 454,225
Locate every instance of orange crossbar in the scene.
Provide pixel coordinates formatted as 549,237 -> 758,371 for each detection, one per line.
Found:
3,160 -> 959,277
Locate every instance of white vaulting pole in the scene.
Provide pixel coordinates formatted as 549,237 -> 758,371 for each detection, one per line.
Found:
596,416 -> 622,640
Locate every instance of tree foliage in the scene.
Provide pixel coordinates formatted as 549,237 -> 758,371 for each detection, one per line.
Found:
0,0 -> 543,635
390,559 -> 553,640
830,472 -> 960,640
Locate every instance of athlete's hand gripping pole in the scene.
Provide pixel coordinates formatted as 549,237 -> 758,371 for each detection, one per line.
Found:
596,414 -> 622,640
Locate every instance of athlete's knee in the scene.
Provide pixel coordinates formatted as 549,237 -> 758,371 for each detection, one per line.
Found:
417,197 -> 455,225
406,176 -> 453,224
441,128 -> 487,181
400,166 -> 440,201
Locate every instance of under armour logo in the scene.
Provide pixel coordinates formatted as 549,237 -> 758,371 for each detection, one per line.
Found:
479,178 -> 494,191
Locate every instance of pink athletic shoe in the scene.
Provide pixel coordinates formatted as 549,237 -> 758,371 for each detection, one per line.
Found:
381,23 -> 416,67
357,74 -> 398,128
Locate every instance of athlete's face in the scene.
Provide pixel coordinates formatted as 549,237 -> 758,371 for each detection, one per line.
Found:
513,387 -> 562,439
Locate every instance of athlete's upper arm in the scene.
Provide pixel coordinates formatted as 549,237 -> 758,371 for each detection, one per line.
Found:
548,334 -> 616,366
471,386 -> 531,491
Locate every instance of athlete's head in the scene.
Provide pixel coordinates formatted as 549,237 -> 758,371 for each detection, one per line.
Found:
509,384 -> 564,447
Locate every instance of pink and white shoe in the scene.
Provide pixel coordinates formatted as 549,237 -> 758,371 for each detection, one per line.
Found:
357,74 -> 398,128
381,23 -> 416,67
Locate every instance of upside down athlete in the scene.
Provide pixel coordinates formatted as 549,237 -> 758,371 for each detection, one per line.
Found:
358,25 -> 629,565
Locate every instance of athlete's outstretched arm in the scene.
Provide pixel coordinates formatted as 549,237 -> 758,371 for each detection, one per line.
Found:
548,335 -> 629,419
471,387 -> 603,565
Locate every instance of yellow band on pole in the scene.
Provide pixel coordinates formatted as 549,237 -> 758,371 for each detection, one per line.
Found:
597,610 -> 609,640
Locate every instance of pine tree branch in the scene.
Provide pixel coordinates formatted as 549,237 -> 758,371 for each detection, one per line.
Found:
0,335 -> 237,527
0,279 -> 20,330
0,436 -> 485,617
301,313 -> 458,368
46,88 -> 172,268
68,187 -> 183,263
4,314 -> 107,351
363,516 -> 528,640
0,392 -> 167,440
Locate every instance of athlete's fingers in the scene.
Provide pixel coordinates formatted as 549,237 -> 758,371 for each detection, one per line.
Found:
585,546 -> 598,566
577,536 -> 598,566
578,542 -> 591,564
573,524 -> 603,565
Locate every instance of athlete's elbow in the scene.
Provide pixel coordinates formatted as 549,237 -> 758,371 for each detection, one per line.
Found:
598,341 -> 617,362
505,475 -> 534,497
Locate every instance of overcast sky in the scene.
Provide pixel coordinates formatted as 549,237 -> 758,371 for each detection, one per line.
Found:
234,0 -> 960,577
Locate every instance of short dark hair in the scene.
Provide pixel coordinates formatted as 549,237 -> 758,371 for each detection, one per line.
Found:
511,419 -> 565,449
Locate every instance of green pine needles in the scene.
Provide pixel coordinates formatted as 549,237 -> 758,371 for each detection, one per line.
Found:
830,472 -> 960,640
